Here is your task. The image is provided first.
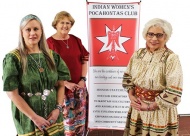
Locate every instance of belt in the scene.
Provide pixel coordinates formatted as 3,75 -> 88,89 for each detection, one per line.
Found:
21,89 -> 54,118
135,86 -> 162,102
21,89 -> 54,100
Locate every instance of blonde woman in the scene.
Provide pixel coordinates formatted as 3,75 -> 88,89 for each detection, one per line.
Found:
47,11 -> 89,136
3,14 -> 70,136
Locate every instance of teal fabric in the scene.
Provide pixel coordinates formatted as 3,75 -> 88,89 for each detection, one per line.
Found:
3,50 -> 70,136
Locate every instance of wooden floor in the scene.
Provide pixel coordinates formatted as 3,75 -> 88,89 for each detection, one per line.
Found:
86,116 -> 190,136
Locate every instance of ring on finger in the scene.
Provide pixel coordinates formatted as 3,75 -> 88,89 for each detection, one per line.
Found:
49,119 -> 54,125
41,125 -> 46,130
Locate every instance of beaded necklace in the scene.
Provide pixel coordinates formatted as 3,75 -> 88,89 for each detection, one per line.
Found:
29,51 -> 44,72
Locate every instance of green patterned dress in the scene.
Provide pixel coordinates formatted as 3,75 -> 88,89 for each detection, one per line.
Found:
3,49 -> 71,136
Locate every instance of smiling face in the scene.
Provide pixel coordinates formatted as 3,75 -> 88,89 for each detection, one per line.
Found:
55,17 -> 72,35
22,20 -> 42,48
146,26 -> 167,52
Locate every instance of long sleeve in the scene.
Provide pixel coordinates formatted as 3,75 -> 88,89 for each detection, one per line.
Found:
155,54 -> 183,109
122,51 -> 137,91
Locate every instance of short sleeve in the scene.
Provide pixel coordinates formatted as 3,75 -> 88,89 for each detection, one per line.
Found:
73,35 -> 89,62
3,53 -> 20,91
52,51 -> 71,81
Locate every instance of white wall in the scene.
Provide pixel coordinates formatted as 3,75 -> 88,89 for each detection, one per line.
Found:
0,0 -> 189,135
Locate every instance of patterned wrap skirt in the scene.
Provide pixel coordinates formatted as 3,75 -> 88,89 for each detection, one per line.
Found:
63,88 -> 88,136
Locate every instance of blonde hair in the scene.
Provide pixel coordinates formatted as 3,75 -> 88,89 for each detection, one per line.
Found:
142,18 -> 173,43
52,11 -> 75,29
18,14 -> 56,74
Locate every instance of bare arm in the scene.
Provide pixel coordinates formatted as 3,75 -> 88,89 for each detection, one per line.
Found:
63,61 -> 88,90
81,61 -> 88,77
56,80 -> 65,105
78,61 -> 88,87
6,89 -> 50,131
47,80 -> 65,124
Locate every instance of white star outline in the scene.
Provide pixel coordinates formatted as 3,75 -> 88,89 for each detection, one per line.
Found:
96,25 -> 131,60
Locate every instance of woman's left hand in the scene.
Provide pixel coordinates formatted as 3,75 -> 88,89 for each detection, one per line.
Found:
78,80 -> 85,88
136,98 -> 149,111
47,109 -> 60,125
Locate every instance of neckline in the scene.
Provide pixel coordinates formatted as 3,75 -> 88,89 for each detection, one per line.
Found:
28,52 -> 44,72
51,34 -> 70,41
146,47 -> 167,54
28,52 -> 43,55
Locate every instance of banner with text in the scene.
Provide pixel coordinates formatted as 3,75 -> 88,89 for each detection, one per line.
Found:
87,2 -> 140,130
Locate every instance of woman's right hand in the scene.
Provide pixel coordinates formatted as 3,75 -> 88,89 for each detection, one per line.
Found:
6,90 -> 50,132
128,89 -> 141,110
64,81 -> 80,92
31,115 -> 50,132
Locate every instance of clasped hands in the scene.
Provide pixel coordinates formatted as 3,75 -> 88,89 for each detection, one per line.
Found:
129,95 -> 157,111
64,81 -> 83,92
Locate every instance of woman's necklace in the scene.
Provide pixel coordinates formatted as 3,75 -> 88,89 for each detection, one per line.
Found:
29,51 -> 44,72
62,39 -> 69,49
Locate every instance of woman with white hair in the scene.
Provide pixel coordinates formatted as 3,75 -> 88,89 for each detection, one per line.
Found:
122,18 -> 183,136
3,14 -> 70,136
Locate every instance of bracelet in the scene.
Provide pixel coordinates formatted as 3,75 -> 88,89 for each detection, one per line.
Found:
147,103 -> 150,111
151,103 -> 158,111
55,105 -> 63,113
150,104 -> 154,111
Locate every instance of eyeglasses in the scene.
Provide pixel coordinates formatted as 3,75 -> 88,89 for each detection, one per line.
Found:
146,32 -> 164,39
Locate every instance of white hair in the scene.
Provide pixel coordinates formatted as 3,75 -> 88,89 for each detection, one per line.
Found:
142,18 -> 173,43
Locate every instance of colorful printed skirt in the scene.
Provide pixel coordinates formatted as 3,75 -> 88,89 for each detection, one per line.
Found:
63,88 -> 88,136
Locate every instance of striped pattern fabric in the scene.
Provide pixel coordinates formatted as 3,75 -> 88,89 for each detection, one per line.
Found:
18,122 -> 64,136
122,47 -> 183,136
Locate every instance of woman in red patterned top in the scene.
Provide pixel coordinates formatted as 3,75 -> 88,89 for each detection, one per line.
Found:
47,11 -> 89,136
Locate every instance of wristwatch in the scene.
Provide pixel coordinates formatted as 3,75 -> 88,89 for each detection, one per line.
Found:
80,77 -> 87,82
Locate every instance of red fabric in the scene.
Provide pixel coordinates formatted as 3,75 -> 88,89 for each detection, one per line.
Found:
47,34 -> 89,136
47,34 -> 89,83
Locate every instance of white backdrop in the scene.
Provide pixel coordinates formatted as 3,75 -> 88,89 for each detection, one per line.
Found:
0,0 -> 189,135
